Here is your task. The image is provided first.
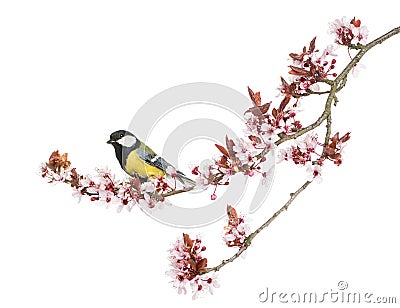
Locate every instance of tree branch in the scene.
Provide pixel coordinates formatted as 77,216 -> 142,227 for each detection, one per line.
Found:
204,181 -> 311,274
202,25 -> 400,276
275,26 -> 400,147
161,186 -> 195,198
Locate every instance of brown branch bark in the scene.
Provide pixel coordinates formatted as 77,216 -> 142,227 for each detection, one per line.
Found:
202,25 -> 400,276
204,181 -> 311,273
276,26 -> 400,146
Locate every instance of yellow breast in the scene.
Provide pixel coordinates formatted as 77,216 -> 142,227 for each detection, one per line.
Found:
125,149 -> 165,179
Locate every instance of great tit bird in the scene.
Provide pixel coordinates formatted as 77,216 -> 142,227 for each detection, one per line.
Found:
107,130 -> 196,187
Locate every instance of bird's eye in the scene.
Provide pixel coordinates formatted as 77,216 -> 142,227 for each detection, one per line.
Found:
120,134 -> 124,138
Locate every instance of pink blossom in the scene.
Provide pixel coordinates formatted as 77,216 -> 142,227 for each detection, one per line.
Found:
277,148 -> 293,163
167,233 -> 218,299
328,17 -> 368,45
233,139 -> 258,165
223,206 -> 251,248
352,63 -> 366,77
296,133 -> 318,153
305,162 -> 322,183
190,274 -> 220,300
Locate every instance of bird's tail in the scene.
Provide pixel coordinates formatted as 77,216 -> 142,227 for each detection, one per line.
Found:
175,170 -> 196,189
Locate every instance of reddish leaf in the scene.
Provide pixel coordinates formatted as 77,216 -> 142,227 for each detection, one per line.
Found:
309,36 -> 316,52
331,132 -> 339,143
330,153 -> 342,160
248,86 -> 262,106
288,65 -> 312,77
215,144 -> 229,157
248,135 -> 261,144
196,258 -> 208,271
259,102 -> 271,114
351,17 -> 361,27
188,258 -> 197,270
278,95 -> 291,113
340,132 -> 351,143
215,155 -> 229,168
70,168 -> 80,189
280,76 -> 289,88
324,147 -> 336,156
289,52 -> 302,61
248,102 -> 271,116
271,108 -> 278,119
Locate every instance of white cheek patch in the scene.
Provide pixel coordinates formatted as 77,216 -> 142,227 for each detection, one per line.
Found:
117,135 -> 137,147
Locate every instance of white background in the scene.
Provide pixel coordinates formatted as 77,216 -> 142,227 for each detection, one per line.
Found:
1,1 -> 399,307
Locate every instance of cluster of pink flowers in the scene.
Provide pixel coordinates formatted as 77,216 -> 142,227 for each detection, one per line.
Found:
40,17 -> 370,299
223,206 -> 251,248
166,233 -> 219,300
278,133 -> 319,165
191,135 -> 268,200
245,87 -> 302,140
277,132 -> 350,182
40,151 -> 172,211
329,17 -> 368,46
284,39 -> 338,94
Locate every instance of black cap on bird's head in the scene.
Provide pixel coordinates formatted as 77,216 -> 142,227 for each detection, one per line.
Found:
107,130 -> 138,148
107,130 -> 139,170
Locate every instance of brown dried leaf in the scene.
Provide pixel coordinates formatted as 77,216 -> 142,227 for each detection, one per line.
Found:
47,150 -> 71,172
183,233 -> 193,249
215,144 -> 229,157
227,205 -> 238,221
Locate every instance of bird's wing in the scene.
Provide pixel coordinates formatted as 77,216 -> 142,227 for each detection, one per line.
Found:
137,143 -> 196,187
136,144 -> 171,172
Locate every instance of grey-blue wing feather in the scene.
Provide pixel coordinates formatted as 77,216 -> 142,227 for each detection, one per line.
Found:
136,146 -> 195,187
136,148 -> 171,171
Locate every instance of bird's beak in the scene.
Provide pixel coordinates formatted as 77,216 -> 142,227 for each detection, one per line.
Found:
107,139 -> 113,144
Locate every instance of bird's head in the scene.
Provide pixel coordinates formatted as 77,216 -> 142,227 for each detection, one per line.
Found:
107,130 -> 138,148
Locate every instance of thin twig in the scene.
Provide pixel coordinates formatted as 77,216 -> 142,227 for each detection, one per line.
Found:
204,181 -> 311,273
161,186 -> 195,198
275,27 -> 400,146
202,25 -> 400,276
